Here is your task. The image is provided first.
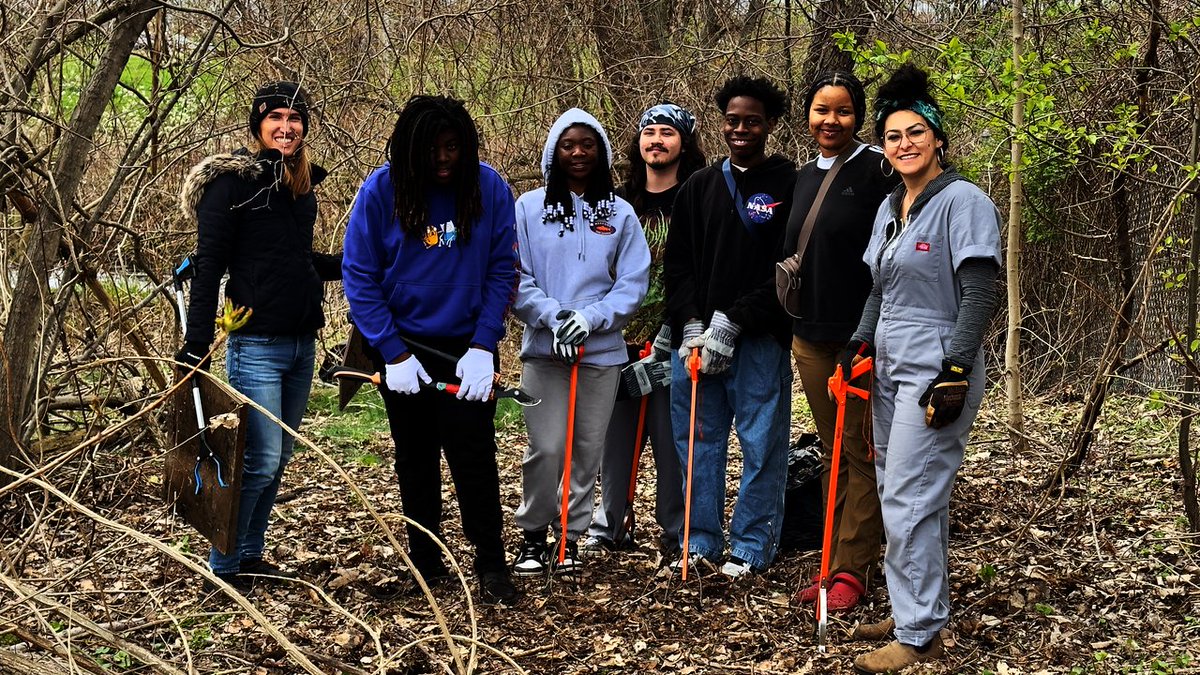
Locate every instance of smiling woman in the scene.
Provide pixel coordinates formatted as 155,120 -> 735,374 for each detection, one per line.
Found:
783,70 -> 896,618
178,80 -> 343,592
510,108 -> 650,578
844,64 -> 1003,673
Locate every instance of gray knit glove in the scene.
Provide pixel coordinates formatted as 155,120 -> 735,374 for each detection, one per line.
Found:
651,324 -> 672,362
700,310 -> 740,374
677,319 -> 705,362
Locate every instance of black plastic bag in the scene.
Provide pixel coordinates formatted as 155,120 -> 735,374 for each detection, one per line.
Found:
780,432 -> 824,552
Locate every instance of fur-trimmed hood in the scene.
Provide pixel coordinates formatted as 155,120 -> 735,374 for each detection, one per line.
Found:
178,149 -> 326,223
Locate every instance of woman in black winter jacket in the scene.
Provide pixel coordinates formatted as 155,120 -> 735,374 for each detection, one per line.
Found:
177,81 -> 341,590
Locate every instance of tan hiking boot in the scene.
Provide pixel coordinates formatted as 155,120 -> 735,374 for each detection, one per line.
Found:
850,617 -> 895,641
852,636 -> 943,673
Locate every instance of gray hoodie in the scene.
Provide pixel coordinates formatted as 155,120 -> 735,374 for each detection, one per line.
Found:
514,109 -> 651,367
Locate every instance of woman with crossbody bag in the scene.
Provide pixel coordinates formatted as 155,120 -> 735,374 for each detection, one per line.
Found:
783,71 -> 899,613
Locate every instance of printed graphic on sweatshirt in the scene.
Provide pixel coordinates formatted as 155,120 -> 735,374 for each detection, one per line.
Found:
590,219 -> 616,235
423,220 -> 458,249
746,193 -> 783,224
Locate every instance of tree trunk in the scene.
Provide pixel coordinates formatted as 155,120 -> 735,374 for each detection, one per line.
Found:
800,0 -> 869,100
1006,0 -> 1027,452
0,0 -> 156,475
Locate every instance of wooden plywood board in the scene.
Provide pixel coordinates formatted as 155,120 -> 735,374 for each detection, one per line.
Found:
164,375 -> 246,555
338,325 -> 375,410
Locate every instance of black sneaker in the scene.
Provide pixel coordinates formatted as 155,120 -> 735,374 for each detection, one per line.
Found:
202,570 -> 252,594
578,535 -> 613,557
479,570 -> 520,605
240,557 -> 299,580
512,532 -> 549,577
410,564 -> 453,587
551,539 -> 582,575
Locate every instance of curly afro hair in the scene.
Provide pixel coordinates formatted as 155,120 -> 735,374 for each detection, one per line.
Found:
872,64 -> 948,149
715,76 -> 788,119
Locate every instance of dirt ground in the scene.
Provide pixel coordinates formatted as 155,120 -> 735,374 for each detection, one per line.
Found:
3,371 -> 1198,674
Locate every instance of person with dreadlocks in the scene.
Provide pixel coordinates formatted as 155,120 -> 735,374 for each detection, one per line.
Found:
511,108 -> 650,576
581,102 -> 705,560
178,81 -> 342,593
342,94 -> 520,605
841,64 -> 1000,672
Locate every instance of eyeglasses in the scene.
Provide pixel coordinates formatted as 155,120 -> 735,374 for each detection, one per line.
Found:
883,125 -> 931,147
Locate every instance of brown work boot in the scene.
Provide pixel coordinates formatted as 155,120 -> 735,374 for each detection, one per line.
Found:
852,636 -> 943,673
850,617 -> 895,641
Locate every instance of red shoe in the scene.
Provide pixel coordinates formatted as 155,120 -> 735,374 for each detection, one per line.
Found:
826,572 -> 865,612
794,575 -> 820,603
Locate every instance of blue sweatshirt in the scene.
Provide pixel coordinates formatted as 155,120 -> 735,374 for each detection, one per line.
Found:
342,162 -> 518,362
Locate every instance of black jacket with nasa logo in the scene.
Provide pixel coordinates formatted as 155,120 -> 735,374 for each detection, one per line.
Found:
664,153 -> 797,348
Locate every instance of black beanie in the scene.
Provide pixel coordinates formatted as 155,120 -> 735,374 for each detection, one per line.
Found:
249,81 -> 310,137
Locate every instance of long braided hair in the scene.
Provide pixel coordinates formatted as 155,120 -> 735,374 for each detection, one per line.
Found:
389,95 -> 483,243
543,123 -> 615,226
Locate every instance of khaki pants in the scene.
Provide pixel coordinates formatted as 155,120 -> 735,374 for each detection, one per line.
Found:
792,336 -> 883,587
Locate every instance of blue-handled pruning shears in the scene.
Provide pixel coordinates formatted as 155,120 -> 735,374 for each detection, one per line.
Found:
174,255 -> 229,494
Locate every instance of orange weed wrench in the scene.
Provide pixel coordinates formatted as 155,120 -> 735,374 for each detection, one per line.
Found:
558,346 -> 584,565
680,347 -> 701,580
617,341 -> 655,544
817,355 -> 874,651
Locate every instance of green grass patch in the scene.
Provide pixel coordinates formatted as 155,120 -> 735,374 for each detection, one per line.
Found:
307,386 -> 388,466
495,397 -> 525,432
308,383 -> 527,460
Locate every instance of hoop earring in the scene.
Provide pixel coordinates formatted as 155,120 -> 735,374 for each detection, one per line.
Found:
881,156 -> 895,177
937,146 -> 947,166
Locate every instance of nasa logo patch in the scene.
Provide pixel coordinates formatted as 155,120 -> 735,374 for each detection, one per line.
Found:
745,193 -> 783,224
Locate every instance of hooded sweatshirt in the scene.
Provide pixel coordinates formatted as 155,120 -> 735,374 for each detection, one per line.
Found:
342,161 -> 518,362
513,108 -> 651,367
663,154 -> 797,348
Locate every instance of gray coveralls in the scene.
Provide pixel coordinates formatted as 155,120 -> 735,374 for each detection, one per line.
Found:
862,179 -> 1002,647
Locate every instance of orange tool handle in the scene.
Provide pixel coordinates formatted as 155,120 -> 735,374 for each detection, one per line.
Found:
681,347 -> 701,580
558,346 -> 583,564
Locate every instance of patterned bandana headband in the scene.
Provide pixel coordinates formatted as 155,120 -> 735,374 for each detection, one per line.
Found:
876,99 -> 943,134
638,104 -> 697,136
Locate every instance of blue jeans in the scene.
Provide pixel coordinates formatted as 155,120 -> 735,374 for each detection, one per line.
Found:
208,332 -> 315,574
670,335 -> 792,570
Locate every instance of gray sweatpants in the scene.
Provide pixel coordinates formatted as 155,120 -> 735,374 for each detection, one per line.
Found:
515,358 -> 620,540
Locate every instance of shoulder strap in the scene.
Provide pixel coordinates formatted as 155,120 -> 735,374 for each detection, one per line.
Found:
722,159 -> 754,230
793,141 -> 860,259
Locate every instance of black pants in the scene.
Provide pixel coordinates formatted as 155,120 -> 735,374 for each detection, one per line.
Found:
373,336 -> 506,576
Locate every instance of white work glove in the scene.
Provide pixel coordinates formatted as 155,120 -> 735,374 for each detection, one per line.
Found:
552,331 -> 579,365
700,310 -> 740,375
677,319 -> 705,362
385,355 -> 431,395
555,310 -> 591,346
455,347 -> 494,401
650,324 -> 672,362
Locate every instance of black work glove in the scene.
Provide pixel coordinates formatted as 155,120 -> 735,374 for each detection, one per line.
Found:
175,341 -> 212,371
830,339 -> 874,398
918,359 -> 971,429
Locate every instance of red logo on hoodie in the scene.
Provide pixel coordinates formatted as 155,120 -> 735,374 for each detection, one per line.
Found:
590,221 -> 616,235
